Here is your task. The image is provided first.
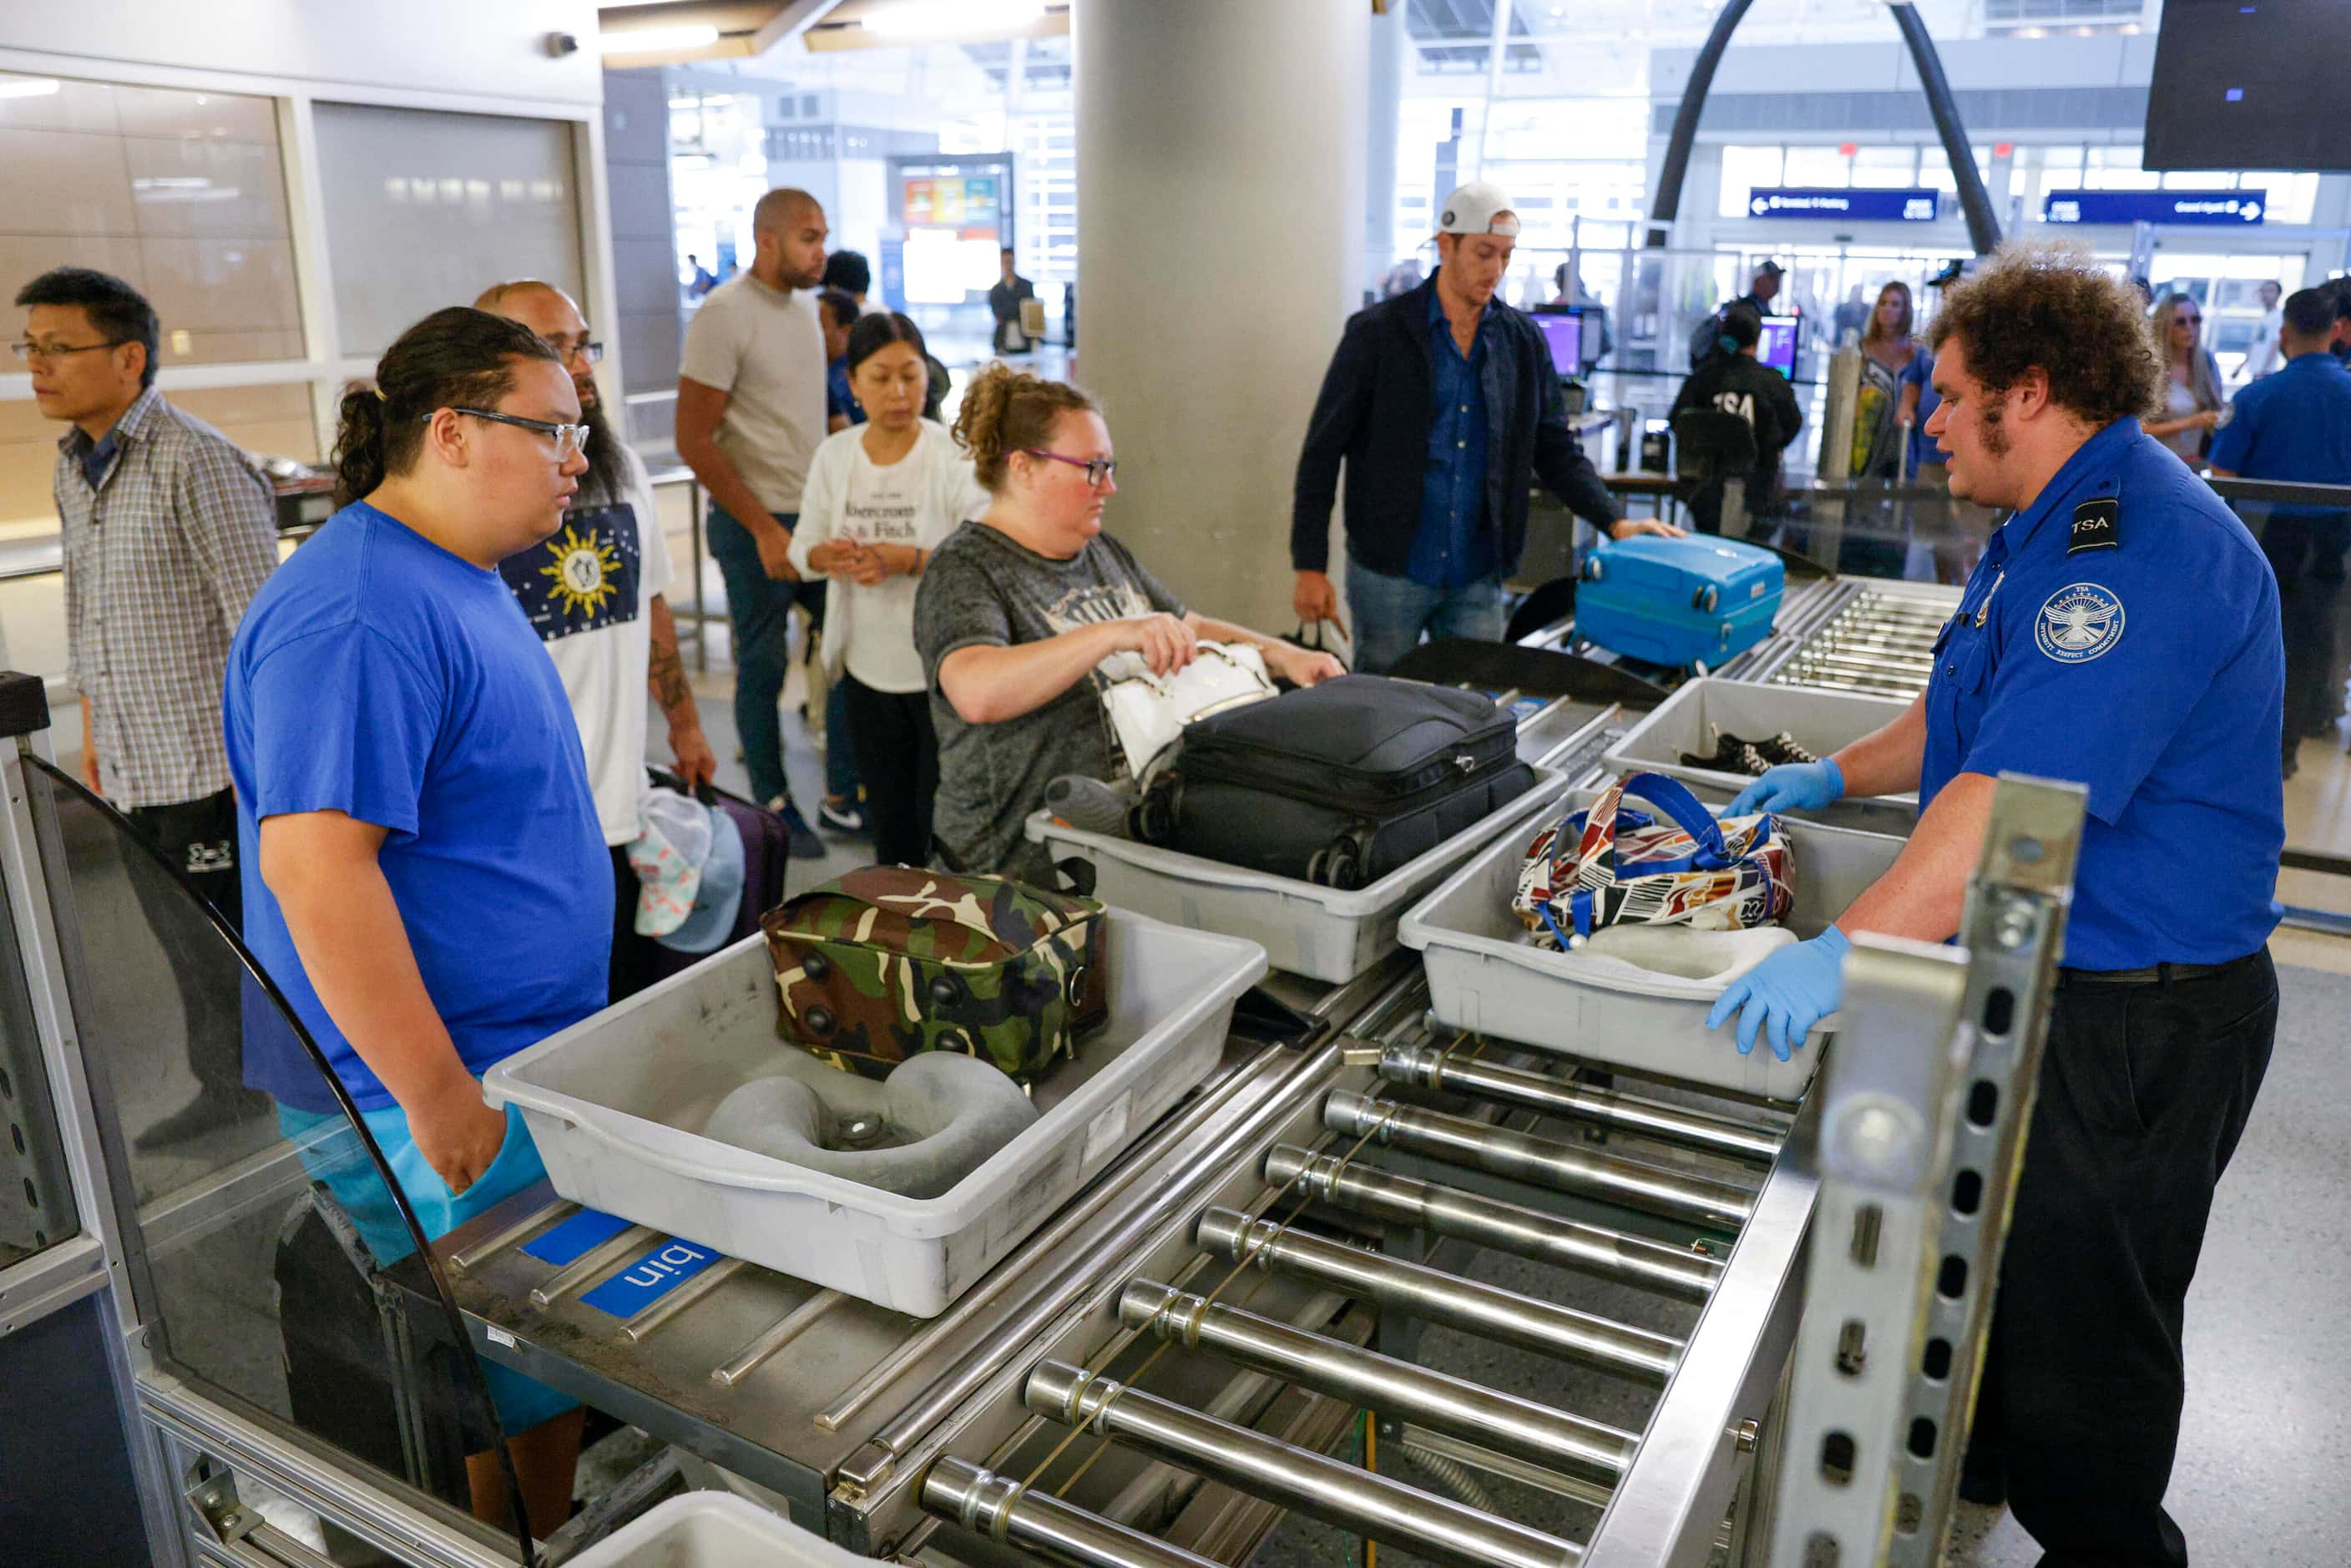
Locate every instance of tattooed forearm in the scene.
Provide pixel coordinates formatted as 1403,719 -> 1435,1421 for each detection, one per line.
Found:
647,597 -> 695,717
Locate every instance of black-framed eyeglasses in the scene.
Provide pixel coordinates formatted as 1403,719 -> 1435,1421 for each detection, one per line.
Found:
1019,448 -> 1117,488
543,336 -> 604,364
10,338 -> 126,363
437,407 -> 591,460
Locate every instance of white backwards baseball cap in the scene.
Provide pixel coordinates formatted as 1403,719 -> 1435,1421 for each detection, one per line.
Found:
1436,180 -> 1522,239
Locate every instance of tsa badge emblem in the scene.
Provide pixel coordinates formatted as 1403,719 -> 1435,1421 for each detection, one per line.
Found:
2035,582 -> 2126,665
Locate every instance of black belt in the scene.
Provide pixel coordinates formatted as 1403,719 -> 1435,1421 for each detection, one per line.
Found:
2055,952 -> 2258,988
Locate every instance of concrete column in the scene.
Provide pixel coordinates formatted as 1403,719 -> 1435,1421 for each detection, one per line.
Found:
1074,0 -> 1368,634
1365,1 -> 1408,302
600,68 -> 686,447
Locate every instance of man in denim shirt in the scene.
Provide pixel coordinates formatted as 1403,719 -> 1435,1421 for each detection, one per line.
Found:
1292,182 -> 1678,674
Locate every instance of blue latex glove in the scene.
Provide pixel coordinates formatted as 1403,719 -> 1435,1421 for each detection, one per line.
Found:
1727,756 -> 1845,817
1706,927 -> 1852,1062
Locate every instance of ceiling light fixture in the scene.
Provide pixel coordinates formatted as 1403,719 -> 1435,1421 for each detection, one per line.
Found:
599,23 -> 720,54
0,77 -> 63,99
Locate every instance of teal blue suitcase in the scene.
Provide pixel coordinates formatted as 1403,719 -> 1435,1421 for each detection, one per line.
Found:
1576,536 -> 1783,670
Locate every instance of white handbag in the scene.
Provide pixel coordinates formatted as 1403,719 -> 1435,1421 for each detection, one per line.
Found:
1100,641 -> 1275,780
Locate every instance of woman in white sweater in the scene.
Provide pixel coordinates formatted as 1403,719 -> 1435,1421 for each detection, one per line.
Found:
789,314 -> 989,865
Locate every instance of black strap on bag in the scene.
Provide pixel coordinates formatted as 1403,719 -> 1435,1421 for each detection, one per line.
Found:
644,765 -> 757,812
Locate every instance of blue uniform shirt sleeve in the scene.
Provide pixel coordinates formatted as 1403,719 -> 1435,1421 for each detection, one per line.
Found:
245,624 -> 443,837
1959,552 -> 2255,825
2206,386 -> 2257,472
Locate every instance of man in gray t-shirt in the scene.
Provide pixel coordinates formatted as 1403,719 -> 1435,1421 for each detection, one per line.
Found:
914,519 -> 1183,880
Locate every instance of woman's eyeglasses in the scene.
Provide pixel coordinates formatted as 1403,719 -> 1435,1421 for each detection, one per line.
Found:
438,407 -> 591,460
1020,449 -> 1117,488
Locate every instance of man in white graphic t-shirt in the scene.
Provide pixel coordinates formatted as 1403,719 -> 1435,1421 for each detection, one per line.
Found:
478,281 -> 717,1002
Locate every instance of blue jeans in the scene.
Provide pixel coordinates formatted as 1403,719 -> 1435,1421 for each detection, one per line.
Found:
1346,561 -> 1507,675
707,504 -> 860,807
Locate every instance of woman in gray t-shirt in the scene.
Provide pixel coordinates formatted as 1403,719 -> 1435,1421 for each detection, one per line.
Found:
914,364 -> 1342,880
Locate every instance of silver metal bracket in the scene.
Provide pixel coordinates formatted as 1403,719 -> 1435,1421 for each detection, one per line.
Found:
1771,772 -> 2083,1564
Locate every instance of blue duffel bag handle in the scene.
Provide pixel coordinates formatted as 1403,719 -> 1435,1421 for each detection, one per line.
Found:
1579,771 -> 1753,875
1540,771 -> 1777,942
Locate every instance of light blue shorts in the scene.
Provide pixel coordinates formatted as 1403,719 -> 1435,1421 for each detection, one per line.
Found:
280,1095 -> 579,1435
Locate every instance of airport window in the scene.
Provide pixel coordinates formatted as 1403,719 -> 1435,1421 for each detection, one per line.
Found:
312,104 -> 584,362
0,70 -> 301,372
1783,146 -> 1853,190
2085,144 -> 2157,190
1718,146 -> 1787,218
0,69 -> 313,535
1852,147 -> 1921,189
1919,146 -> 1995,195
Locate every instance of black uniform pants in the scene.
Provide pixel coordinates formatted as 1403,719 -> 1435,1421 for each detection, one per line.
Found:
121,788 -> 246,1100
2256,511 -> 2348,763
1966,948 -> 2277,1566
842,674 -> 938,870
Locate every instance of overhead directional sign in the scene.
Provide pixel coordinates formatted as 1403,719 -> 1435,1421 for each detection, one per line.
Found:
2041,190 -> 2266,226
1747,187 -> 1942,223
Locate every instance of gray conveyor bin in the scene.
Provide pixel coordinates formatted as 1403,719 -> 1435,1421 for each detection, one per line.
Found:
1400,784 -> 1907,1100
1025,766 -> 1570,984
1605,676 -> 1917,805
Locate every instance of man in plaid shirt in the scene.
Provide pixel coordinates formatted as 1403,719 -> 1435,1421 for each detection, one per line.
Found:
16,267 -> 281,1147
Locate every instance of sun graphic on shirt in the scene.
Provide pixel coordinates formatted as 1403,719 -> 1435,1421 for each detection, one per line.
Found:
538,525 -> 622,618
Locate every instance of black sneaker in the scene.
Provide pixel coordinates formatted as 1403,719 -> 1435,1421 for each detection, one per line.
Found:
1680,725 -> 1752,775
1754,731 -> 1819,767
766,796 -> 827,858
817,796 -> 868,836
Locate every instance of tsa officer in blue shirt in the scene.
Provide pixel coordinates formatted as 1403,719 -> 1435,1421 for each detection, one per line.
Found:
2208,286 -> 2351,776
1712,247 -> 2283,1566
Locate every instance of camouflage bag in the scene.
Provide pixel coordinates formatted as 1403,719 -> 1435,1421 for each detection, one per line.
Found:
760,867 -> 1110,1084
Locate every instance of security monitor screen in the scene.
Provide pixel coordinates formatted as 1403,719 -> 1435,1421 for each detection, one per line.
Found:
1757,318 -> 1799,378
1535,311 -> 1583,377
2145,0 -> 2343,171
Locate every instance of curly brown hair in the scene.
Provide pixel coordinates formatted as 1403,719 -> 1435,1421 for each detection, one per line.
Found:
952,360 -> 1100,492
1926,244 -> 2163,428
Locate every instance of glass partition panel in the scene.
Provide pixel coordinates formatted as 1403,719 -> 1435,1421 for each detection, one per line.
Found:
24,759 -> 533,1565
0,781 -> 78,1270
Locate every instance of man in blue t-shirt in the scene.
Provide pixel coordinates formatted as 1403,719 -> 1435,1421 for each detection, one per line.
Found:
224,307 -> 608,1536
2209,286 -> 2351,776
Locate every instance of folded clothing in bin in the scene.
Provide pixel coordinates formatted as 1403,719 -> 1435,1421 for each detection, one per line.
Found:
761,867 -> 1108,1084
1140,674 -> 1537,890
1513,771 -> 1792,948
1568,923 -> 1796,986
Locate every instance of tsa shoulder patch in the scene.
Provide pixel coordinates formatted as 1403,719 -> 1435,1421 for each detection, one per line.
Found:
2035,582 -> 2126,665
2068,498 -> 2121,554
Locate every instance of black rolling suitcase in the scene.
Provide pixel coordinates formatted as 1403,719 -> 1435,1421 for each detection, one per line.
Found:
1146,675 -> 1536,889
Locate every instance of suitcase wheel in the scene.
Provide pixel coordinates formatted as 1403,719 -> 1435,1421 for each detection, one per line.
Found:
1309,831 -> 1369,892
1135,782 -> 1178,844
1691,584 -> 1719,613
1582,556 -> 1605,583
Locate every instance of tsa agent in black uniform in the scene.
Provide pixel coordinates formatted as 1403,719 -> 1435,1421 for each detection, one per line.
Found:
1714,249 -> 2283,1566
1668,303 -> 1803,535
